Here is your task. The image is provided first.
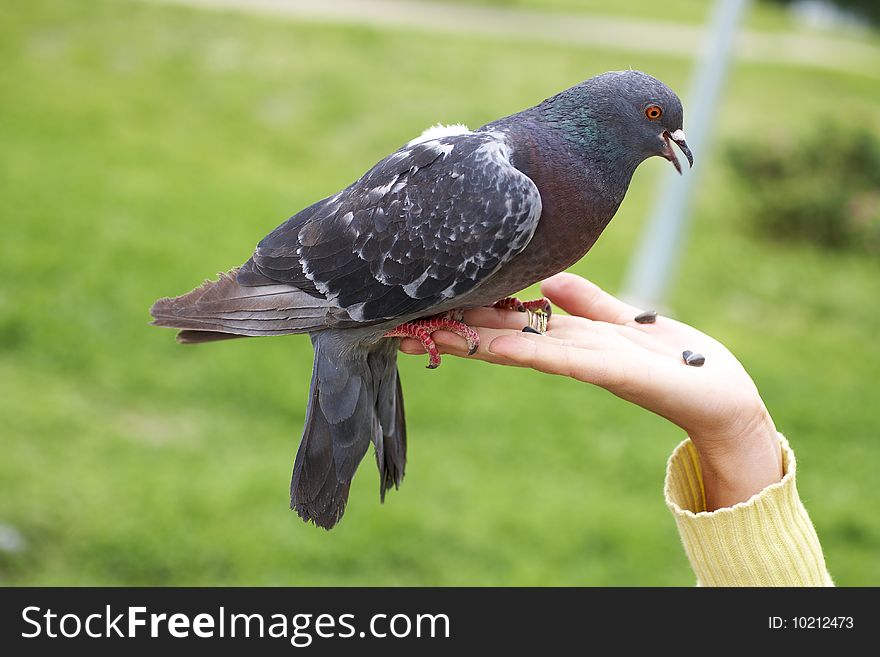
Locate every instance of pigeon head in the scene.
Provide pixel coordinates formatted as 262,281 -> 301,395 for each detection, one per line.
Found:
536,70 -> 694,175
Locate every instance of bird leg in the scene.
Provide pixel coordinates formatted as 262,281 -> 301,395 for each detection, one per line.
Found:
492,296 -> 552,318
383,313 -> 480,369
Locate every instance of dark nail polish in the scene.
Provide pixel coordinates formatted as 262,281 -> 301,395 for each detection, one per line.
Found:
522,326 -> 542,334
682,350 -> 705,367
635,310 -> 658,324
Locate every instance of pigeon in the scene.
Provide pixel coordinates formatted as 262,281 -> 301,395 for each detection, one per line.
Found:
150,70 -> 693,529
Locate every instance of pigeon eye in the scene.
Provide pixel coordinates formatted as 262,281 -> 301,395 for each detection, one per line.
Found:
645,105 -> 662,120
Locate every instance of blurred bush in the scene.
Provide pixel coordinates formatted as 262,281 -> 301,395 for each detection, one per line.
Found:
727,125 -> 880,254
768,0 -> 880,27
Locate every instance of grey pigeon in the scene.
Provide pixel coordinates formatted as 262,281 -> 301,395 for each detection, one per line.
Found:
150,70 -> 692,529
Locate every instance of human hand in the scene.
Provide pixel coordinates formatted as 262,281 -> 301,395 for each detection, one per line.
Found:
399,273 -> 783,510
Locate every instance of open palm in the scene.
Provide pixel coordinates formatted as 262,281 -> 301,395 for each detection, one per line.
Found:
400,272 -> 782,510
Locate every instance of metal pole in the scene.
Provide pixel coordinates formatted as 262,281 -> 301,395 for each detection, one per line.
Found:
621,0 -> 751,307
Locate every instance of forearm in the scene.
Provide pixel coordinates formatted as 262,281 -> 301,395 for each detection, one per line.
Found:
665,434 -> 833,587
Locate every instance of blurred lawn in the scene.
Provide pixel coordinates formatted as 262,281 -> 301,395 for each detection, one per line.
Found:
426,0 -> 880,32
1,0 -> 878,585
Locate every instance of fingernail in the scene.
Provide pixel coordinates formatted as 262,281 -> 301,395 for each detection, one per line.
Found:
522,326 -> 542,334
682,350 -> 705,367
635,310 -> 658,324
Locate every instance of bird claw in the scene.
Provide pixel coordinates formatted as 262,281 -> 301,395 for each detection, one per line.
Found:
493,296 -> 552,318
384,314 -> 480,368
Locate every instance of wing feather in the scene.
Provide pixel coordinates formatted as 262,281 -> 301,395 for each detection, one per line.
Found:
247,130 -> 541,323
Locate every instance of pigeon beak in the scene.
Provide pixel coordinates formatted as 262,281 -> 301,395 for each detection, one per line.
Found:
661,129 -> 694,175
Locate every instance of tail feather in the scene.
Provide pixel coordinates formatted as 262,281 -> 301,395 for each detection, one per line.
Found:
374,363 -> 407,502
291,363 -> 354,529
176,330 -> 246,344
150,268 -> 334,340
291,334 -> 406,529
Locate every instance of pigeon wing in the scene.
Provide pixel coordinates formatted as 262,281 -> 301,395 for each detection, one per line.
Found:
245,131 -> 542,323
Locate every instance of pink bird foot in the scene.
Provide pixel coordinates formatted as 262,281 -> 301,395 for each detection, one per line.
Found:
492,296 -> 552,318
383,315 -> 480,369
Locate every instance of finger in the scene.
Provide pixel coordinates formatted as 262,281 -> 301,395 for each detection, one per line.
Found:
542,323 -> 620,350
397,327 -> 536,367
399,338 -> 426,354
432,327 -> 530,366
487,333 -> 632,388
459,306 -> 541,331
395,331 -> 475,358
397,314 -> 580,354
398,328 -> 530,367
540,273 -> 641,325
398,306 -> 551,356
429,329 -> 472,354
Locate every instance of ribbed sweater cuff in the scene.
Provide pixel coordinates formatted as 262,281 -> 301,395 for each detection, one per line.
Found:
665,433 -> 833,587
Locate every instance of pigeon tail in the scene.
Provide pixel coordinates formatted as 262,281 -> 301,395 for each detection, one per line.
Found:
291,333 -> 406,529
150,268 -> 333,341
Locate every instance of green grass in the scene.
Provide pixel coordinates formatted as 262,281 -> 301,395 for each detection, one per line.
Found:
421,0 -> 828,31
0,0 -> 878,585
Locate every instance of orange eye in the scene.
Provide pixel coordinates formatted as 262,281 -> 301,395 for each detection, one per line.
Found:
645,105 -> 662,120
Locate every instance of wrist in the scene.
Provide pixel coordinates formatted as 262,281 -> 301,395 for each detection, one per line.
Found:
690,406 -> 783,511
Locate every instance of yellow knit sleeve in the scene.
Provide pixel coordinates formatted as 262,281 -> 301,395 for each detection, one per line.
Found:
665,433 -> 833,586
